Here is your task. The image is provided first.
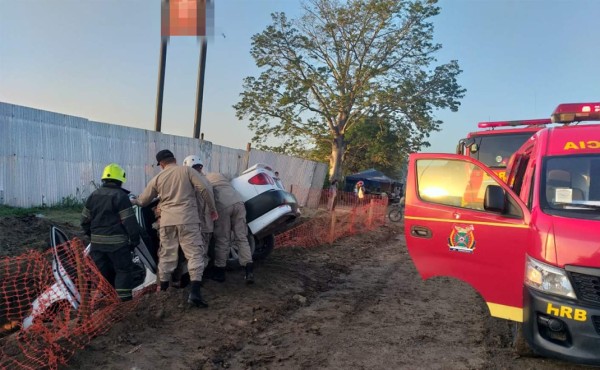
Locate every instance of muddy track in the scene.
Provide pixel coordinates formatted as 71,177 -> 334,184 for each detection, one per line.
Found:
5,221 -> 579,370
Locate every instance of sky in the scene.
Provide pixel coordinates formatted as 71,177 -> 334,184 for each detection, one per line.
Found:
1,0 -> 599,154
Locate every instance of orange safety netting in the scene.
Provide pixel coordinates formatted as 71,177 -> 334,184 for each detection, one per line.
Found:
0,239 -> 146,370
276,189 -> 388,248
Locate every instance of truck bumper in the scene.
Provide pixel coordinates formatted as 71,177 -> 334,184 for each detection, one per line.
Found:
523,287 -> 600,365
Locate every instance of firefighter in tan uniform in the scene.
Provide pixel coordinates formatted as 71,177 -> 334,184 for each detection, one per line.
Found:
183,155 -> 214,266
205,172 -> 254,284
134,150 -> 218,307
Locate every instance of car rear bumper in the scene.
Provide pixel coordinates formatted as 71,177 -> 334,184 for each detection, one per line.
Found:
245,190 -> 300,236
523,287 -> 600,365
245,190 -> 299,222
248,204 -> 299,237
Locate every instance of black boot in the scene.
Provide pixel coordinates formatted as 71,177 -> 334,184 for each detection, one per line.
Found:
159,280 -> 169,291
187,281 -> 208,308
245,263 -> 255,285
211,267 -> 225,283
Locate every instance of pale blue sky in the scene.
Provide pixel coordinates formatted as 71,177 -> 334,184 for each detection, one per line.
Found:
1,0 -> 599,154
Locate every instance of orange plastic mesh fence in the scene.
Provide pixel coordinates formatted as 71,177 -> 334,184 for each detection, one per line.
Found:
276,194 -> 388,249
291,186 -> 387,210
0,239 -> 146,370
0,189 -> 388,369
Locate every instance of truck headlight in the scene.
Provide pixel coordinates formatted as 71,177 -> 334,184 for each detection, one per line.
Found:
524,256 -> 576,299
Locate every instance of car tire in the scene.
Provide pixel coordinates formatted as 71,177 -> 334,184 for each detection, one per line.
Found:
251,234 -> 275,261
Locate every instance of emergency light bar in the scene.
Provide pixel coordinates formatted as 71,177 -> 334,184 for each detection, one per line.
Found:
551,102 -> 600,123
477,118 -> 551,129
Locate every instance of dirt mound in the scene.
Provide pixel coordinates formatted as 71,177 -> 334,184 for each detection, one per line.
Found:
0,215 -> 84,258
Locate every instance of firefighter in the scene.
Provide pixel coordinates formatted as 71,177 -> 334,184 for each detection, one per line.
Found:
133,150 -> 218,308
183,155 -> 214,266
205,172 -> 254,284
81,163 -> 140,301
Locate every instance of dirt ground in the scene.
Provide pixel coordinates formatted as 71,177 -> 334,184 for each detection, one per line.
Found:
0,216 -> 589,370
0,214 -> 84,257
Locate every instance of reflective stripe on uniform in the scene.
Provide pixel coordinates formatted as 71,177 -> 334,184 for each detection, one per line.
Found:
116,288 -> 133,300
91,234 -> 129,244
119,207 -> 136,222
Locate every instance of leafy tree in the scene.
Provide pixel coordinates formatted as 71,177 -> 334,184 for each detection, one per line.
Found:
344,116 -> 406,178
234,0 -> 465,181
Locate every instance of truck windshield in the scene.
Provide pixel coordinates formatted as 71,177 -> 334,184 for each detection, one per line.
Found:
541,154 -> 600,220
470,133 -> 533,168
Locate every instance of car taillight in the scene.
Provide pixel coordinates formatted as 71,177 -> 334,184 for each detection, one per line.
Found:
248,173 -> 273,185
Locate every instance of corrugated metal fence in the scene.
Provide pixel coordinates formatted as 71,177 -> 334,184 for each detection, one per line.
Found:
0,102 -> 328,208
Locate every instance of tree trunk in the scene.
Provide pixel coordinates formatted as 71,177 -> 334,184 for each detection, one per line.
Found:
329,135 -> 346,182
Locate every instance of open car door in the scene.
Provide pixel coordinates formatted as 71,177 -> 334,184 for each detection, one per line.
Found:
404,153 -> 532,322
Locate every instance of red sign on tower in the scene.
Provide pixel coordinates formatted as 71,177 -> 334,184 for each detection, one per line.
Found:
161,0 -> 208,37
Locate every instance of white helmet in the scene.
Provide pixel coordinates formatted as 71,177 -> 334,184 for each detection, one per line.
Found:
183,155 -> 203,168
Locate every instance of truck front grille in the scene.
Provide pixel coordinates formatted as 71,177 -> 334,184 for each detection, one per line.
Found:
569,271 -> 600,306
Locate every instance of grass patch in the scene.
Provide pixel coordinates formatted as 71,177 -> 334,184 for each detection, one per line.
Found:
0,206 -> 39,218
0,195 -> 84,224
0,205 -> 82,226
39,207 -> 82,225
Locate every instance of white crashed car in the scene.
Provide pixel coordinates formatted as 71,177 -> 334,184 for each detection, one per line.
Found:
229,163 -> 300,261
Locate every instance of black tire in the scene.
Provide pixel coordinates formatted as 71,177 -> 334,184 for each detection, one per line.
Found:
251,234 -> 275,261
512,322 -> 535,357
388,207 -> 403,222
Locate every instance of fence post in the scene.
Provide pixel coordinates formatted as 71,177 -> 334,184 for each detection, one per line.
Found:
367,199 -> 375,229
349,204 -> 357,234
329,210 -> 337,245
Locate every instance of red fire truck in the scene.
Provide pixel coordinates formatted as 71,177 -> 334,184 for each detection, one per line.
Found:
456,119 -> 550,182
404,102 -> 600,365
457,119 -> 550,208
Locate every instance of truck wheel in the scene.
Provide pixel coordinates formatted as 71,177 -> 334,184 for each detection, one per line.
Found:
512,322 -> 534,357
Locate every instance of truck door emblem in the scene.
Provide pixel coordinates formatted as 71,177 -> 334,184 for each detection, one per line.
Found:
448,225 -> 476,253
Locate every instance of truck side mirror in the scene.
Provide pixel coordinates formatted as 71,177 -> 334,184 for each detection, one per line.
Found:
456,139 -> 467,154
470,143 -> 479,153
484,185 -> 505,213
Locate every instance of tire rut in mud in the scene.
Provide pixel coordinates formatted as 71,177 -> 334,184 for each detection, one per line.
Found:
222,226 -> 401,369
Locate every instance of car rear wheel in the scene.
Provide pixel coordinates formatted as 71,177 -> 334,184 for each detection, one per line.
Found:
251,234 -> 275,261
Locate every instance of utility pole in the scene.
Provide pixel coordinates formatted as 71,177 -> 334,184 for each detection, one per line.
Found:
154,37 -> 168,132
193,38 -> 207,139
